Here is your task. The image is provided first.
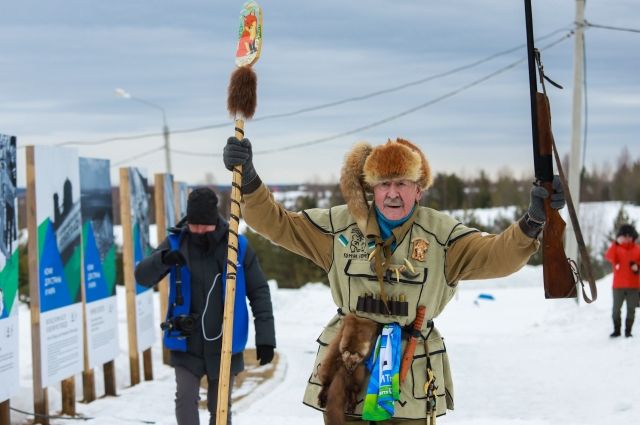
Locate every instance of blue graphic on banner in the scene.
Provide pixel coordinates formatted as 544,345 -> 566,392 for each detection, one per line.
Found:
84,223 -> 109,303
40,220 -> 73,312
134,224 -> 151,295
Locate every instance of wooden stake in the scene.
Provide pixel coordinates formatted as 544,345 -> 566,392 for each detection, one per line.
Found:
80,228 -> 96,403
81,370 -> 96,403
119,168 -> 140,386
103,361 -> 117,396
26,146 -> 49,425
61,377 -> 76,416
143,349 -> 153,381
0,400 -> 10,425
154,174 -> 170,365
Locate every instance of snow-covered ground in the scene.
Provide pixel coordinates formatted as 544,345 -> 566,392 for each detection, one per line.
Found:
7,268 -> 639,425
7,200 -> 639,425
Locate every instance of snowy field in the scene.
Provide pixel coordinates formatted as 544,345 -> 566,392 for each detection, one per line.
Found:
7,200 -> 640,425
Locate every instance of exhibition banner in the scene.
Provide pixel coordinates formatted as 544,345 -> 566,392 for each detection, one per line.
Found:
126,168 -> 154,351
79,157 -> 118,368
162,174 -> 176,230
33,145 -> 83,388
0,133 -> 19,402
174,181 -> 188,223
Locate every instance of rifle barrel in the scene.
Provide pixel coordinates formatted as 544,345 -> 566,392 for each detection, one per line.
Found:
524,0 -> 553,183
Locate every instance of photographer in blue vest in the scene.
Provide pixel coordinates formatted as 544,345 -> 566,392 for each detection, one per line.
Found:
135,187 -> 276,425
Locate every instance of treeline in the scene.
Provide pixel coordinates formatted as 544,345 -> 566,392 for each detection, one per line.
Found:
17,151 -> 638,294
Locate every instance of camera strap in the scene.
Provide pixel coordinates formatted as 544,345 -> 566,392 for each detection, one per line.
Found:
202,273 -> 223,341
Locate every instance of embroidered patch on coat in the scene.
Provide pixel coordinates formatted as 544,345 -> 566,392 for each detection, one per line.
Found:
338,234 -> 349,247
411,238 -> 429,261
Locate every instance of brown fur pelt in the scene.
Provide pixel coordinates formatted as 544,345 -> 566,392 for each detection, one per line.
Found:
227,66 -> 257,119
317,314 -> 379,425
340,142 -> 372,234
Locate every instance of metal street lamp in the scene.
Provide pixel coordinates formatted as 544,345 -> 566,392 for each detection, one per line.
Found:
115,88 -> 172,174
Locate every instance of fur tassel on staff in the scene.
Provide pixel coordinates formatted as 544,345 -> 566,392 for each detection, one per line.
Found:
217,2 -> 263,425
228,66 -> 257,121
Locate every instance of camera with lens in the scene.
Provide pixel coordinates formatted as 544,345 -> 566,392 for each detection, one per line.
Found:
160,314 -> 197,336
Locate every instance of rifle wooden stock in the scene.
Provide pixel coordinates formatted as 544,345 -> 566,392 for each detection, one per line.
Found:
537,93 -> 577,299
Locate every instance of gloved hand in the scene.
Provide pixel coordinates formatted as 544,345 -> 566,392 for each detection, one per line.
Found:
256,345 -> 274,366
161,250 -> 186,267
223,137 -> 258,187
520,175 -> 565,238
528,175 -> 565,222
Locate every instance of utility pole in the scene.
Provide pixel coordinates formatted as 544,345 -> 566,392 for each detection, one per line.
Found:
116,88 -> 173,175
566,0 -> 585,303
162,123 -> 172,175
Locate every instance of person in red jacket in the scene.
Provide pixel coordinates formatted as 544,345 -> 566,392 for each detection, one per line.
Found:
604,223 -> 640,337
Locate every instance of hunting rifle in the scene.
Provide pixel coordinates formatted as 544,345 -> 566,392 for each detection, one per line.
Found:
523,0 -> 596,302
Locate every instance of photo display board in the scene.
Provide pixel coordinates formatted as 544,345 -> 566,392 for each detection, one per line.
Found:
125,168 -> 154,351
33,146 -> 84,387
0,134 -> 19,402
79,157 -> 118,368
174,181 -> 188,223
162,175 -> 176,230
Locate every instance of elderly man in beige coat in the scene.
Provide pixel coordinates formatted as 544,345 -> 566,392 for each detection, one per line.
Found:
223,136 -> 565,425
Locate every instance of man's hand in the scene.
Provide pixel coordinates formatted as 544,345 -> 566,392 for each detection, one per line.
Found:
256,345 -> 274,366
223,137 -> 257,186
520,175 -> 565,238
528,175 -> 565,222
161,250 -> 186,267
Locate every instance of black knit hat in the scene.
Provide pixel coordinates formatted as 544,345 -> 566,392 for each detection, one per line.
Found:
617,223 -> 638,240
186,188 -> 219,225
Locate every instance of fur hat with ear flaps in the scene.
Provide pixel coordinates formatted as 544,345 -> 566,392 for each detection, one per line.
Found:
340,138 -> 432,233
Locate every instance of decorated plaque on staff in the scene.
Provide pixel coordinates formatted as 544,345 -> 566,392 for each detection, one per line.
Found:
0,134 -> 18,403
79,157 -> 118,368
26,145 -> 84,389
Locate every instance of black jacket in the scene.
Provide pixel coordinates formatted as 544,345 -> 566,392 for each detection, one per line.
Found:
134,217 -> 276,380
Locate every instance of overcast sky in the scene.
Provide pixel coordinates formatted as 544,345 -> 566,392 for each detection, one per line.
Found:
1,0 -> 638,187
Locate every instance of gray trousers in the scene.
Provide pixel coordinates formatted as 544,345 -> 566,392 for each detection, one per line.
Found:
175,365 -> 233,425
612,288 -> 640,322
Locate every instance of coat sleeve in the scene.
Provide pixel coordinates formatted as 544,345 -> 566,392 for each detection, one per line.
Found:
241,183 -> 333,272
134,238 -> 171,287
445,222 -> 539,284
604,242 -> 617,265
243,243 -> 276,348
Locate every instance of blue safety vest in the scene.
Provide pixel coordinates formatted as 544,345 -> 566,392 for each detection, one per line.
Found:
163,231 -> 249,354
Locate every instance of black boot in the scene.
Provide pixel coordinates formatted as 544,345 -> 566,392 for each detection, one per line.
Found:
625,319 -> 634,337
610,319 -> 621,337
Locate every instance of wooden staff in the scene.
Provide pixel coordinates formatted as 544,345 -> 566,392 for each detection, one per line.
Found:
217,2 -> 262,424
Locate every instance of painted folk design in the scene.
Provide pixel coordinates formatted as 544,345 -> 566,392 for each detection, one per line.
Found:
235,1 -> 263,67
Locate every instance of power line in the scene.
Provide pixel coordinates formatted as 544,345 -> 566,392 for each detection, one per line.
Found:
584,20 -> 640,34
171,31 -> 574,158
58,131 -> 166,147
55,27 -> 573,148
244,27 -> 570,123
111,145 -> 163,168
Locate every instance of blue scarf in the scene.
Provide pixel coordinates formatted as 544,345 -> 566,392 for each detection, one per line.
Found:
375,205 -> 416,249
